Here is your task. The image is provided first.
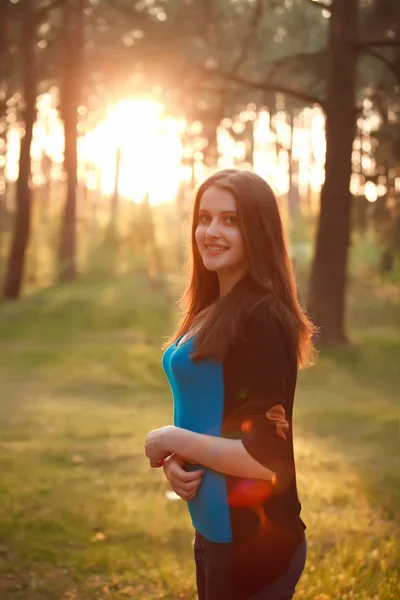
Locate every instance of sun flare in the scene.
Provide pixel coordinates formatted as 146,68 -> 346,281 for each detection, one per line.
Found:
82,98 -> 186,205
5,92 -> 358,207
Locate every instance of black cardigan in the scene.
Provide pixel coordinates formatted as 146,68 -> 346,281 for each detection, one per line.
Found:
221,304 -> 306,597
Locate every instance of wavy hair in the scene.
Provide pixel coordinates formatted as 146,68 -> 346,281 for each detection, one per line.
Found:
164,169 -> 317,368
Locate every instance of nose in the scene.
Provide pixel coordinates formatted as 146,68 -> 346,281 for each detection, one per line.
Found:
205,218 -> 221,238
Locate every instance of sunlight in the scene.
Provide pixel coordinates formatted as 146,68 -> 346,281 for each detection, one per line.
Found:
6,94 -> 186,206
87,98 -> 186,205
5,93 -> 379,205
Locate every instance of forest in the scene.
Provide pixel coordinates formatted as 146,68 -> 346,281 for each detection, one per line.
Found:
0,1 -> 399,599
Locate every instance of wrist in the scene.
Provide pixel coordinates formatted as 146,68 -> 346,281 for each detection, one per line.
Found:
162,425 -> 179,453
168,427 -> 196,461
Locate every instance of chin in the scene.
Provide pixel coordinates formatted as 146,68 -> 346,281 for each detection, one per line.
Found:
202,260 -> 219,272
202,259 -> 236,273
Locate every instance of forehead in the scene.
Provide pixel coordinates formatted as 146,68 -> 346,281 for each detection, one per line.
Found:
199,186 -> 237,213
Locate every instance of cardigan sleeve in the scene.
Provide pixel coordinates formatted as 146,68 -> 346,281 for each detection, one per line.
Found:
224,308 -> 296,485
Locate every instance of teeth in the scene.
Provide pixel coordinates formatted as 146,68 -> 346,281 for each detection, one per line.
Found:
207,247 -> 225,251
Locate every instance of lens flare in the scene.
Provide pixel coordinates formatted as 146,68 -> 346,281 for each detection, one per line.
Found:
228,479 -> 273,508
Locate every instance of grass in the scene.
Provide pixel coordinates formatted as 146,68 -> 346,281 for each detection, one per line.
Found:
0,272 -> 399,600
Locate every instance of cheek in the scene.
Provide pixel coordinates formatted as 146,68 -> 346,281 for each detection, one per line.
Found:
194,226 -> 203,246
230,230 -> 245,256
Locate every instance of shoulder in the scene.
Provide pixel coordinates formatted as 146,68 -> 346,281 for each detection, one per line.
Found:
223,299 -> 296,401
236,299 -> 296,367
243,299 -> 284,342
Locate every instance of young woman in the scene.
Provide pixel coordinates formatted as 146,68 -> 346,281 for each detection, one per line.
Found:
144,169 -> 316,600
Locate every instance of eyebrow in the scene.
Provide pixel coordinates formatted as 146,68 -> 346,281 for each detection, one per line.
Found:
198,209 -> 237,215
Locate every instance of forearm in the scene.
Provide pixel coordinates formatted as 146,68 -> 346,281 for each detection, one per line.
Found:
163,427 -> 275,481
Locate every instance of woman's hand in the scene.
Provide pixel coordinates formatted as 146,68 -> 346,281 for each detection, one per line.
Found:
163,455 -> 204,502
145,425 -> 175,467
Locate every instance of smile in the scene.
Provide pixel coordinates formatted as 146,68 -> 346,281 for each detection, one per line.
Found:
205,246 -> 228,253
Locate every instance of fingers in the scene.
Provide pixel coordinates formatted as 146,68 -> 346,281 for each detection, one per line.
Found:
164,461 -> 204,483
166,469 -> 203,489
179,478 -> 202,494
172,463 -> 204,482
167,470 -> 203,502
162,455 -> 204,501
177,490 -> 197,502
180,468 -> 204,482
173,480 -> 202,502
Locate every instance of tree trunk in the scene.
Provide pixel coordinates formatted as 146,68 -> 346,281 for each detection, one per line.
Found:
41,151 -> 52,210
109,145 -> 121,240
287,109 -> 300,219
3,1 -> 36,300
0,126 -> 8,243
244,118 -> 255,166
203,118 -> 219,168
0,0 -> 10,247
263,93 -> 280,167
58,0 -> 84,281
142,192 -> 165,287
307,0 -> 358,346
0,0 -> 9,79
304,110 -> 314,215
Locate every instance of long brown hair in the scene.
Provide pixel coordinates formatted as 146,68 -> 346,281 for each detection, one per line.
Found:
164,169 -> 317,368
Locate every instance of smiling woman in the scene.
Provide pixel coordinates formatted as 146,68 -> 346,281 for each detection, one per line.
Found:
145,169 -> 317,600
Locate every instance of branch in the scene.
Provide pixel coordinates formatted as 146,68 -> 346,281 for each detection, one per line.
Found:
0,0 -> 10,69
361,48 -> 400,85
302,0 -> 331,12
201,67 -> 325,108
264,50 -> 327,81
358,39 -> 400,48
104,0 -> 152,23
199,0 -> 213,46
106,0 -> 152,23
206,0 -> 265,134
230,0 -> 263,74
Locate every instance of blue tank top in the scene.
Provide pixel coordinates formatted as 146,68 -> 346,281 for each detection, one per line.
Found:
162,336 -> 233,542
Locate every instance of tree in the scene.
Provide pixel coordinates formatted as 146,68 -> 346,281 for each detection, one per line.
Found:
2,0 -> 37,299
198,0 -> 400,345
307,0 -> 400,345
0,1 -> 10,81
58,0 -> 85,282
307,0 -> 359,346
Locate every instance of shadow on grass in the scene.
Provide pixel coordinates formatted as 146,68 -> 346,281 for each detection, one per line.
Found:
0,274 -> 173,344
297,334 -> 400,525
325,337 -> 400,395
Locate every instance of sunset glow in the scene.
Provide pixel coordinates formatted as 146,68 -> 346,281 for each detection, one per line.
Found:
5,93 -> 378,204
81,99 -> 186,205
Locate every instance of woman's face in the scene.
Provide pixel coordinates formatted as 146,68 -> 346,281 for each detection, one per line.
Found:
195,186 -> 247,285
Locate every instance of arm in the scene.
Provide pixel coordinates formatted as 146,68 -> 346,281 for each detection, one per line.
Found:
161,427 -> 276,481
224,311 -> 294,487
145,308 -> 293,483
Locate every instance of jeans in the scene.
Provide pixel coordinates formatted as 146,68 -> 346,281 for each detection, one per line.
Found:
194,531 -> 307,600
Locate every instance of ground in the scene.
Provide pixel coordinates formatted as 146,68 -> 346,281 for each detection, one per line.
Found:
0,274 -> 399,600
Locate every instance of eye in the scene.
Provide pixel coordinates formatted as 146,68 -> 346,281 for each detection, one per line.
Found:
198,214 -> 210,223
225,216 -> 237,225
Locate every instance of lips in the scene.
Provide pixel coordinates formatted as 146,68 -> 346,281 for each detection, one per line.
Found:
205,244 -> 229,251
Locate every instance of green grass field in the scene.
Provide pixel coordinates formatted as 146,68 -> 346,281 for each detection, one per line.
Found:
0,274 -> 399,600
